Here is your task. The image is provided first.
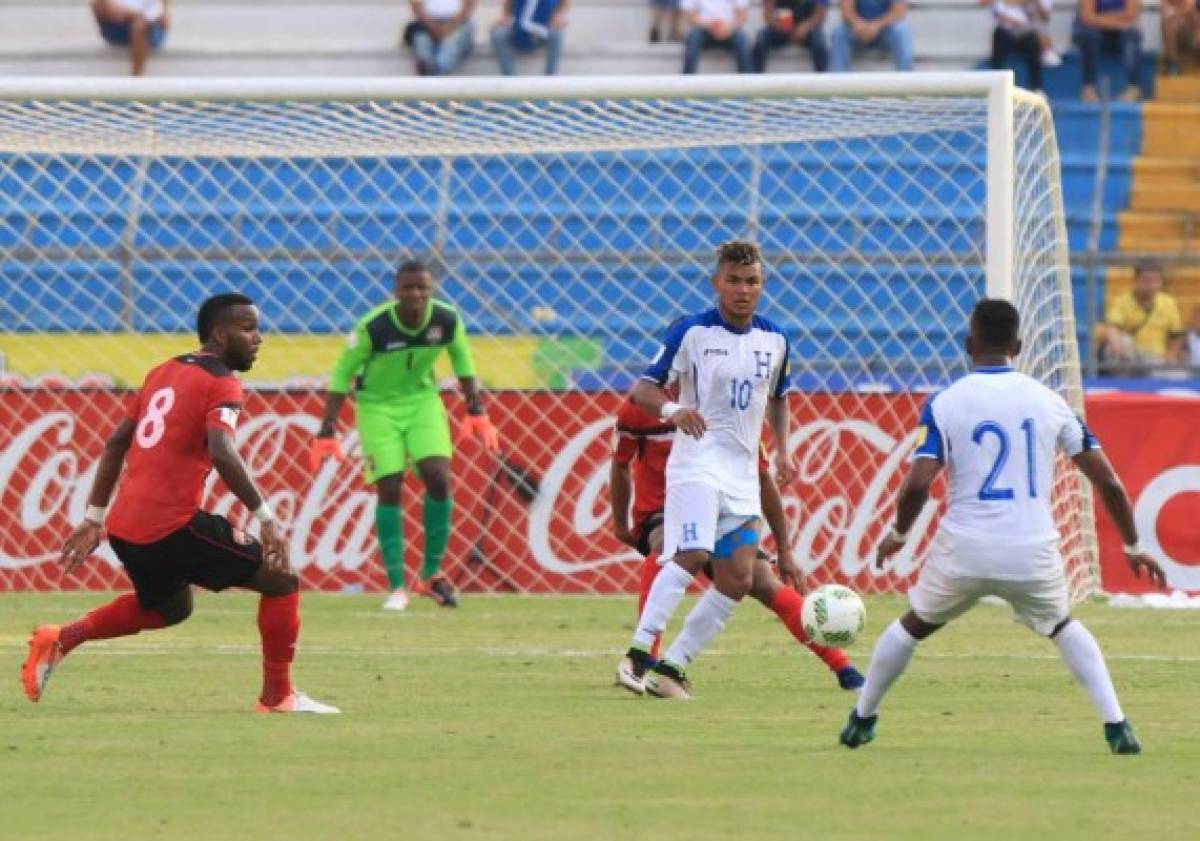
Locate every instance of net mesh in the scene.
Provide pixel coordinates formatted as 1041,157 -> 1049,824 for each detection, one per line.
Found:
0,82 -> 1097,600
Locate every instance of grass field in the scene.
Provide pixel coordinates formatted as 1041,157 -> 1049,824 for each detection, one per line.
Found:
1,592 -> 1197,841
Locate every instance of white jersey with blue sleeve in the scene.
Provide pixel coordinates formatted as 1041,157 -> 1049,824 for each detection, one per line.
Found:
642,307 -> 791,505
914,366 -> 1100,554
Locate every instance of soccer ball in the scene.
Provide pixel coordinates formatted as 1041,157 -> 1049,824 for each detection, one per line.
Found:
801,585 -> 867,647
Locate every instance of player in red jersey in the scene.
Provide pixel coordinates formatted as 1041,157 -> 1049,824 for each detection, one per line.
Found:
611,396 -> 864,693
21,293 -> 338,714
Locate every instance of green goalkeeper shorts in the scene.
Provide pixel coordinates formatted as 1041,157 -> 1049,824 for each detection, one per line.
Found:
356,395 -> 452,483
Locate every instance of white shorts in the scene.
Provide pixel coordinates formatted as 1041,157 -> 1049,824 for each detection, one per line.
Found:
661,481 -> 760,563
908,548 -> 1070,637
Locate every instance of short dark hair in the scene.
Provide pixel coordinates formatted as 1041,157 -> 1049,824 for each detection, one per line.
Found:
1134,261 -> 1165,282
715,240 -> 761,267
396,259 -> 429,276
197,293 -> 254,343
970,298 -> 1020,349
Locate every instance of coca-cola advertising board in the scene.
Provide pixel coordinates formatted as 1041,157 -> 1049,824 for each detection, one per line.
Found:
1,389 -> 1195,594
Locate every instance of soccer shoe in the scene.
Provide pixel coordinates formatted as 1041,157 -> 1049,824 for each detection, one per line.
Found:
836,666 -> 865,691
614,647 -> 656,696
256,691 -> 341,715
382,588 -> 410,612
22,625 -> 64,703
839,709 -> 878,749
645,662 -> 693,700
415,574 -> 458,608
1104,720 -> 1142,755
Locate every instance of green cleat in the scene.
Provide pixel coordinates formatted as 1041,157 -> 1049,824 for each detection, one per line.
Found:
839,709 -> 877,749
1104,720 -> 1142,755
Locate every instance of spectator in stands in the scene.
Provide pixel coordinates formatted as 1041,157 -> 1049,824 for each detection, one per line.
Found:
650,0 -> 684,43
1160,0 -> 1200,76
830,0 -> 914,71
491,0 -> 569,75
1073,0 -> 1144,102
1097,263 -> 1184,371
983,0 -> 1061,91
753,0 -> 830,72
404,0 -> 476,75
91,0 -> 168,76
682,0 -> 753,72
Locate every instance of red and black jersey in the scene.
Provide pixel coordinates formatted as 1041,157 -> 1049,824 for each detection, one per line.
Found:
612,398 -> 674,532
107,353 -> 243,544
613,398 -> 773,531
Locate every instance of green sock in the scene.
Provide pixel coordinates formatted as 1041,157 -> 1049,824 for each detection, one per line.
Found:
375,504 -> 406,590
420,495 -> 453,580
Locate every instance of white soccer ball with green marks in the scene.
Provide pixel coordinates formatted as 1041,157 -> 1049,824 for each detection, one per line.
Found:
801,585 -> 866,647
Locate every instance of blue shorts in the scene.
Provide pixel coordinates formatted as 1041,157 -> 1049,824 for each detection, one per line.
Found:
97,18 -> 167,50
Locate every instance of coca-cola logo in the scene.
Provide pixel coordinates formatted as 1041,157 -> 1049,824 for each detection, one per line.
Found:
527,414 -> 938,581
1134,464 -> 1200,590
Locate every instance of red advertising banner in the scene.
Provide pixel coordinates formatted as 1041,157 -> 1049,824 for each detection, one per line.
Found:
3,387 -> 1190,595
1086,394 -> 1200,594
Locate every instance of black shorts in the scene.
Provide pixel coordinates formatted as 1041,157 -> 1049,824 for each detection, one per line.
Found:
109,511 -> 263,610
634,512 -> 665,557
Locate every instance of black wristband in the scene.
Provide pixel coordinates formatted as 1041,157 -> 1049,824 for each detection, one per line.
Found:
318,421 -> 335,437
466,404 -> 484,416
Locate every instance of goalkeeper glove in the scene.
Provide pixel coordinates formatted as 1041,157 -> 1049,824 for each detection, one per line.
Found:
459,413 -> 499,453
308,434 -> 346,472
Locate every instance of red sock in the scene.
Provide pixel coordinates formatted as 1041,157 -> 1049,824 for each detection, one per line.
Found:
769,587 -> 851,672
58,593 -> 167,655
258,591 -> 299,707
637,552 -> 663,659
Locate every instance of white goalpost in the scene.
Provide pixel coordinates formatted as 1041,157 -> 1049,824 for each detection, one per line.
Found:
0,73 -> 1098,601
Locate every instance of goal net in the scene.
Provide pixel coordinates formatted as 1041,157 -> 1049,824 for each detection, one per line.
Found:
0,75 -> 1097,602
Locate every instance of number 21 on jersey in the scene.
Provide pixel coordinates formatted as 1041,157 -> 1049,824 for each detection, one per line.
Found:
972,418 -> 1036,501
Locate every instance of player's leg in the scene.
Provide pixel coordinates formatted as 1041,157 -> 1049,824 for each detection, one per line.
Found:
841,557 -> 977,748
1004,576 -> 1140,753
647,517 -> 758,699
408,401 -> 457,607
635,514 -> 666,659
358,405 -> 410,609
616,484 -> 717,694
22,535 -> 189,703
746,557 -> 863,690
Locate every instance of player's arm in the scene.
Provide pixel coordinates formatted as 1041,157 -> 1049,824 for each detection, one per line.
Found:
208,427 -> 289,571
759,464 -> 802,592
447,313 -> 499,451
766,395 -> 796,485
876,457 -> 943,568
310,321 -> 372,468
635,319 -> 705,438
610,457 -> 636,547
60,418 -> 136,573
1073,449 -> 1166,587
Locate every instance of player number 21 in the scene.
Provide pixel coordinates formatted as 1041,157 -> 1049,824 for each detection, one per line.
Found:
972,418 -> 1036,501
135,386 -> 176,449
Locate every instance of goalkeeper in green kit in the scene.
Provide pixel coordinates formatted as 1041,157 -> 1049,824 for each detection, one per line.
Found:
309,261 -> 499,611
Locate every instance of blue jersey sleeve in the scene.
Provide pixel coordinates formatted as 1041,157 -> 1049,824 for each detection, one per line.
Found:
642,317 -> 690,385
772,334 -> 792,398
913,396 -> 945,463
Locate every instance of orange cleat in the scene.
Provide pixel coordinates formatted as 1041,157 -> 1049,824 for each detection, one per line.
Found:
255,691 -> 341,714
413,574 -> 458,608
22,625 -> 64,703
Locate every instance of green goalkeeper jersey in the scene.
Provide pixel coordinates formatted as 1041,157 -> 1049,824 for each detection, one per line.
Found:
328,299 -> 477,405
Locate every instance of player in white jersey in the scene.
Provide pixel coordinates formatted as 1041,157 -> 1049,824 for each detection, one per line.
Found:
840,299 -> 1165,754
614,240 -> 797,699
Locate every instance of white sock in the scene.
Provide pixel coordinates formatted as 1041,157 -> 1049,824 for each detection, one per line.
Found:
632,561 -> 693,650
1053,619 -> 1125,724
662,587 -> 739,669
856,619 -> 919,718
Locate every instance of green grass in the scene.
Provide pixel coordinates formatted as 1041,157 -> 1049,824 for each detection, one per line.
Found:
1,592 -> 1197,840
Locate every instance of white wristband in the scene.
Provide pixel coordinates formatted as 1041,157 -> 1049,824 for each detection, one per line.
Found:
660,401 -> 681,420
1123,541 -> 1143,556
887,526 -> 908,544
252,504 -> 275,525
84,504 -> 107,525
